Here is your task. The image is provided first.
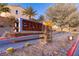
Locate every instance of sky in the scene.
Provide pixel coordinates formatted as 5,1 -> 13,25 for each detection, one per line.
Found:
8,3 -> 55,19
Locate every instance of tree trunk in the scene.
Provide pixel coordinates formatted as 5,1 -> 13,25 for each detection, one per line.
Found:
68,24 -> 71,32
29,15 -> 31,20
60,26 -> 63,31
69,27 -> 71,32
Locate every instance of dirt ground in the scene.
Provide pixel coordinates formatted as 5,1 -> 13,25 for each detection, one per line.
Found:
0,27 -> 12,37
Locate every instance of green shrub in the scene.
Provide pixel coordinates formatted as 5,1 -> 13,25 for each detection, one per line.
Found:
10,38 -> 16,40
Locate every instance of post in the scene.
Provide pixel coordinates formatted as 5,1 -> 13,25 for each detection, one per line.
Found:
47,26 -> 52,42
18,18 -> 23,32
41,26 -> 52,45
40,25 -> 48,44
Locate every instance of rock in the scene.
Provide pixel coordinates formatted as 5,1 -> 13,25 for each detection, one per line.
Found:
53,50 -> 58,55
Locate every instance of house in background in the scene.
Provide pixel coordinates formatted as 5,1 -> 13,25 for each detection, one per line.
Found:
0,5 -> 28,19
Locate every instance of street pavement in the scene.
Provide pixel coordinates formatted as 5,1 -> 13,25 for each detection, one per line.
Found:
72,36 -> 79,56
73,41 -> 79,56
0,39 -> 39,54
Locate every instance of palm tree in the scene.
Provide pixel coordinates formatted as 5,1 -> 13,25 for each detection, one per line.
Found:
38,15 -> 45,22
23,6 -> 37,20
0,3 -> 10,13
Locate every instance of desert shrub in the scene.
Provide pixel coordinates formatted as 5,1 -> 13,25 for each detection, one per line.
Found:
10,38 -> 17,43
47,39 -> 52,43
6,47 -> 14,54
10,38 -> 16,40
2,31 -> 11,37
24,43 -> 32,47
72,32 -> 78,37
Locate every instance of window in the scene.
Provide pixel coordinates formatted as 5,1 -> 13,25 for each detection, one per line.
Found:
16,10 -> 18,14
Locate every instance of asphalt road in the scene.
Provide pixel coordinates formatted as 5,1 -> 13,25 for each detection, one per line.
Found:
73,41 -> 79,56
72,36 -> 79,56
67,34 -> 79,56
0,39 -> 39,53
